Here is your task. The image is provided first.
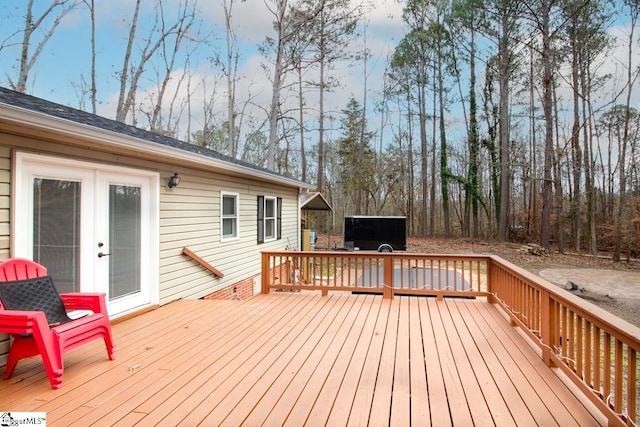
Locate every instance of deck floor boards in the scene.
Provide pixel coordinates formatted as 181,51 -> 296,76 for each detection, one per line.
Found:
0,293 -> 606,426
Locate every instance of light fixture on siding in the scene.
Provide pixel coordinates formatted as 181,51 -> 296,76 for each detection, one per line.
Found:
167,172 -> 181,188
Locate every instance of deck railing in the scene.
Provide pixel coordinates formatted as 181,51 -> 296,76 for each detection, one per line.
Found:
261,250 -> 640,427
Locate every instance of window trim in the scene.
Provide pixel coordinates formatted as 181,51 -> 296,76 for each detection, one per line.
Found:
257,195 -> 282,244
220,191 -> 240,242
263,196 -> 277,242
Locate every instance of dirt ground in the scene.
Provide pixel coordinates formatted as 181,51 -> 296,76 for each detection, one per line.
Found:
317,235 -> 640,327
406,237 -> 640,328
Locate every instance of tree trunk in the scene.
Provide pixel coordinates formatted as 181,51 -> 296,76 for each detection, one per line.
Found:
417,64 -> 428,237
317,52 -> 326,191
614,4 -> 637,261
116,0 -> 142,122
430,68 -> 437,235
407,99 -> 415,237
298,65 -> 307,183
16,0 -> 35,92
468,29 -> 479,239
15,0 -> 76,93
88,0 -> 97,113
569,20 -> 582,252
224,0 -> 237,158
437,29 -> 450,237
614,118 -> 628,262
583,73 -> 597,257
540,0 -> 553,249
356,24 -> 367,215
150,4 -> 195,133
497,13 -> 511,241
528,44 -> 538,241
267,44 -> 284,171
553,82 -> 564,254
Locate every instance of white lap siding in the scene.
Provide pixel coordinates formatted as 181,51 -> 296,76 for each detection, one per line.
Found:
0,146 -> 10,366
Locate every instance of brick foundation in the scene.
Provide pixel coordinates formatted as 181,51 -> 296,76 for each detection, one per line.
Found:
202,260 -> 292,300
203,274 -> 259,300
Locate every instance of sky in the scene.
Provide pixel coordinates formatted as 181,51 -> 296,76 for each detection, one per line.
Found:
0,0 -> 638,164
0,0 -> 407,149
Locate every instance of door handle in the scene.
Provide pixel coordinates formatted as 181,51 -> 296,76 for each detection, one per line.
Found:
98,252 -> 110,258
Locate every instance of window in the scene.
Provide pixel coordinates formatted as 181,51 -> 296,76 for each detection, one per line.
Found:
257,195 -> 282,244
264,197 -> 276,240
221,192 -> 239,240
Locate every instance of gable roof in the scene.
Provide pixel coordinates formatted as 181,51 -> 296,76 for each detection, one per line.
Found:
300,192 -> 333,212
0,87 -> 311,190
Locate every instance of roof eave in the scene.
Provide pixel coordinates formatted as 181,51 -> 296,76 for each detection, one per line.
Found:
0,102 -> 313,190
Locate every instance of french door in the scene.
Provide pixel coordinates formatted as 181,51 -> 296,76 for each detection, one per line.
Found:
14,153 -> 159,317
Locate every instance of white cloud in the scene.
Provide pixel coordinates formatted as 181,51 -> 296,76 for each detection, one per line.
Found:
201,0 -> 281,44
1,0 -> 405,145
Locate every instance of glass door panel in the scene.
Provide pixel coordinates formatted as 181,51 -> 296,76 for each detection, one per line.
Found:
108,184 -> 141,300
32,178 -> 81,294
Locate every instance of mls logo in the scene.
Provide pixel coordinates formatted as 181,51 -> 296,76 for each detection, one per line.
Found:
0,413 -> 14,427
0,412 -> 47,426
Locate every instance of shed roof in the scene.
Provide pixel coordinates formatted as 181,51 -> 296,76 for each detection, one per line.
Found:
300,192 -> 333,211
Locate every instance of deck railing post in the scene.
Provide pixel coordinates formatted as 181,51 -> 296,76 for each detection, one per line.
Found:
383,255 -> 394,299
261,252 -> 270,294
540,289 -> 556,367
486,258 -> 494,303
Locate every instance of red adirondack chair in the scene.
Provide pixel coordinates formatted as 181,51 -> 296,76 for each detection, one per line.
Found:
0,258 -> 115,389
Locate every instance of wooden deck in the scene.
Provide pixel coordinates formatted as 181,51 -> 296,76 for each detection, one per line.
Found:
0,293 -> 606,426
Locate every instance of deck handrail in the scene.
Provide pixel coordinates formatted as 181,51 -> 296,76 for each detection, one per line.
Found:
261,250 -> 640,426
182,247 -> 224,278
487,255 -> 639,427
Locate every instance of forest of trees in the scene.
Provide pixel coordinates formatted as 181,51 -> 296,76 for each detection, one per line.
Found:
1,0 -> 639,260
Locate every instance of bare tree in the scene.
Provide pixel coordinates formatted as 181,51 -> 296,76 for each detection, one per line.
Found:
448,0 -> 487,238
262,0 -> 330,171
223,0 -> 243,158
614,0 -> 640,261
9,0 -> 79,93
496,0 -> 520,241
147,0 -> 198,132
581,19 -> 613,257
558,0 -> 613,253
309,0 -> 361,192
294,58 -> 309,182
469,0 -> 523,240
395,0 -> 434,237
538,0 -> 555,249
78,0 -> 97,113
115,0 -> 197,124
263,0 -> 302,170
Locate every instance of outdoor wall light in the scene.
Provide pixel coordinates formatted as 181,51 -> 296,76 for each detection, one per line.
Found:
167,172 -> 181,188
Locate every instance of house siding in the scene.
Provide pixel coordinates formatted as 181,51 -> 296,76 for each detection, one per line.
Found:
158,170 -> 298,304
0,146 -> 9,365
0,135 -> 300,309
0,146 -> 10,260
